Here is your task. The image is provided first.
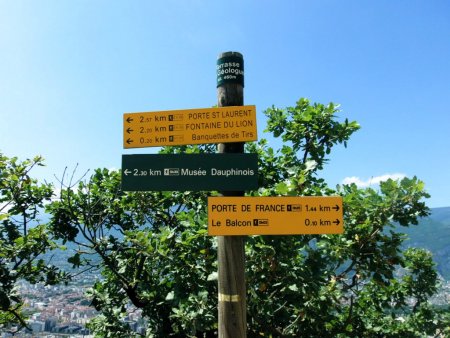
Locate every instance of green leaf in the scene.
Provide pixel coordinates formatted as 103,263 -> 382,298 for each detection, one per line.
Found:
207,272 -> 218,281
288,284 -> 298,292
165,291 -> 175,301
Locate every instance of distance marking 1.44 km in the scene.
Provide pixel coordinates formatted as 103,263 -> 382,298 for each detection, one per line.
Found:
123,105 -> 257,148
208,196 -> 343,236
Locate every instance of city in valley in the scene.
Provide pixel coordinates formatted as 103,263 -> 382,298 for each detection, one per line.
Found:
1,251 -> 449,337
1,251 -> 147,337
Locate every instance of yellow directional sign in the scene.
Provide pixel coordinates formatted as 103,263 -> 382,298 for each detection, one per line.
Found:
123,105 -> 257,148
208,196 -> 343,236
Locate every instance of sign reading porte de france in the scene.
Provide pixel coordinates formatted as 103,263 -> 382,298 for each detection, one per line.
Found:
208,196 -> 343,236
122,153 -> 258,191
123,105 -> 257,148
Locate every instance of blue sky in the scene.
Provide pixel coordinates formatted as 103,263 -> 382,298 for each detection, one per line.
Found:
1,1 -> 449,208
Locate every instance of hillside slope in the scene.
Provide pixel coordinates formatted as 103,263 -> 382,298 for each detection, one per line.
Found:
401,207 -> 450,280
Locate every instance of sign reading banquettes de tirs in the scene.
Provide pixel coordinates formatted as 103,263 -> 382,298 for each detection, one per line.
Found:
123,105 -> 257,148
208,196 -> 343,236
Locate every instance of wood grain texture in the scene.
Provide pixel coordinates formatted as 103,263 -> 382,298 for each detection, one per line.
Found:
217,51 -> 247,338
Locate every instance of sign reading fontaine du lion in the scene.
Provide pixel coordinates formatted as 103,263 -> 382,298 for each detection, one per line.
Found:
123,105 -> 257,148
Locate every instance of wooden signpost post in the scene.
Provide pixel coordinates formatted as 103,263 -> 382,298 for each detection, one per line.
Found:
216,51 -> 247,338
121,51 -> 344,337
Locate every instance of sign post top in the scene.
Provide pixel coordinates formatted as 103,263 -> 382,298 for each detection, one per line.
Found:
217,51 -> 244,88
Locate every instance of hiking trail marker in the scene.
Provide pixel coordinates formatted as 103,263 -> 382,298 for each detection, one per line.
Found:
123,105 -> 257,148
121,51 -> 345,338
208,196 -> 343,236
121,153 -> 258,191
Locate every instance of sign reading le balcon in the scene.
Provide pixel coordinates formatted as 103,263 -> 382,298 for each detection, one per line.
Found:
122,153 -> 258,191
123,105 -> 257,148
208,196 -> 343,236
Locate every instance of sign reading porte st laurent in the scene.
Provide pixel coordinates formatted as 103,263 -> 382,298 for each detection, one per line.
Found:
122,153 -> 258,191
208,196 -> 343,236
123,105 -> 257,148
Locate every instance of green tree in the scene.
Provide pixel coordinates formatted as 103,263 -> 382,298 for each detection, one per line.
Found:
48,162 -> 217,337
47,98 -> 449,337
0,153 -> 68,330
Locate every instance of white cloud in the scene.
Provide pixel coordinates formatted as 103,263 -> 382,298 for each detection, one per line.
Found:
341,173 -> 407,188
0,202 -> 12,214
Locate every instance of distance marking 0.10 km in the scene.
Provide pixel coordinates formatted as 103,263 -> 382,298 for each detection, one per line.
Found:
208,196 -> 343,236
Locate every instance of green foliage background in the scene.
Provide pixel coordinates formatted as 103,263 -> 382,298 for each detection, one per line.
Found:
1,98 -> 449,337
0,154 -> 68,331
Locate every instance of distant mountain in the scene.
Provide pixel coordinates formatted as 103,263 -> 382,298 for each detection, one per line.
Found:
401,207 -> 450,280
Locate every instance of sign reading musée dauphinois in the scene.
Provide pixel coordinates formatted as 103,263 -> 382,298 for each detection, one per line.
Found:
122,153 -> 258,191
217,55 -> 244,87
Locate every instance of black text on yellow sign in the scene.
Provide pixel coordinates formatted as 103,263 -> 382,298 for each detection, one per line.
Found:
208,196 -> 343,236
123,105 -> 257,148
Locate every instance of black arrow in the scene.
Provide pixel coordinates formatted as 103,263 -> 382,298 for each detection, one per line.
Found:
332,205 -> 340,212
333,219 -> 340,225
126,127 -> 134,134
126,117 -> 134,123
126,138 -> 134,145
